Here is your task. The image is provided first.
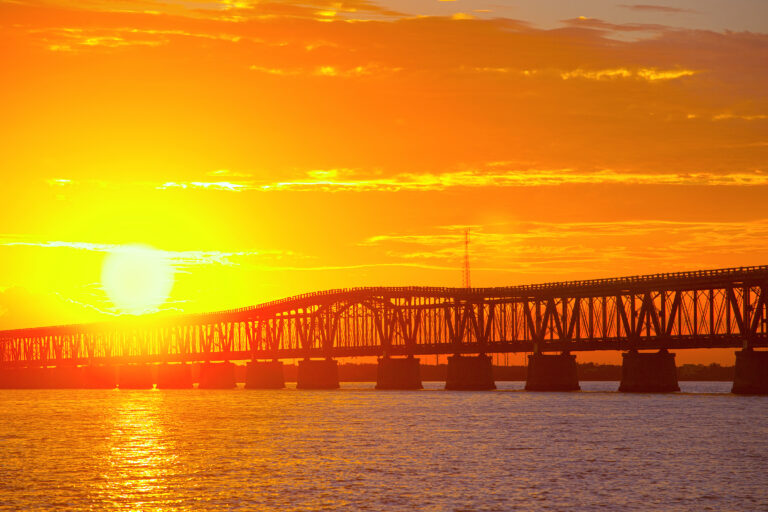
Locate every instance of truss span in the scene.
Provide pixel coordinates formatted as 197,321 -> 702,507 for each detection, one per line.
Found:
1,265 -> 767,367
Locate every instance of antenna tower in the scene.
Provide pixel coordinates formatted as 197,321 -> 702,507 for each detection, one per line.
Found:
463,228 -> 471,288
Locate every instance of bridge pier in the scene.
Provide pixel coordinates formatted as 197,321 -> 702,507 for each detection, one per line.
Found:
445,354 -> 496,390
376,356 -> 422,390
198,362 -> 237,389
525,352 -> 580,391
118,364 -> 154,389
245,360 -> 285,389
297,359 -> 339,389
619,349 -> 679,392
156,363 -> 193,389
731,349 -> 768,395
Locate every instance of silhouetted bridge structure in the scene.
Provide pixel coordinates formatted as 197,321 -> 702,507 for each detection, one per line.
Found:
1,265 -> 767,393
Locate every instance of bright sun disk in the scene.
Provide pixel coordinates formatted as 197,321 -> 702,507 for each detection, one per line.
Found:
101,244 -> 174,315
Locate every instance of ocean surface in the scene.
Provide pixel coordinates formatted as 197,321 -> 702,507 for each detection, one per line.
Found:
0,382 -> 766,511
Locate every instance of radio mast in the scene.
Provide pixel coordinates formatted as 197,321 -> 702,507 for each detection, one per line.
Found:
463,228 -> 471,288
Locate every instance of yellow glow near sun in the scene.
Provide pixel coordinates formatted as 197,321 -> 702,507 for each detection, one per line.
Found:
101,244 -> 174,315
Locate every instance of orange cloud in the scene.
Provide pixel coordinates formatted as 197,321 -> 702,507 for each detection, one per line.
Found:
144,168 -> 768,192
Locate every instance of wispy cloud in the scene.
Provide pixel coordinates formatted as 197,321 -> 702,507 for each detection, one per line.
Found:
150,168 -> 768,193
157,181 -> 247,192
360,220 -> 768,275
618,4 -> 696,14
560,67 -> 697,81
0,238 -> 296,267
249,63 -> 402,77
465,66 -> 697,81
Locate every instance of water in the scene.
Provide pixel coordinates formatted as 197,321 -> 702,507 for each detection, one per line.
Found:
0,382 -> 766,511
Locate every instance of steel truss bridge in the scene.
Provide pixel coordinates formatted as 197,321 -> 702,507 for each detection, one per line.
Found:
1,266 -> 767,368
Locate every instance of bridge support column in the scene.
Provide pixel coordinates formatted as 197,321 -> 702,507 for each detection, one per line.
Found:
525,352 -> 580,391
445,354 -> 496,390
82,365 -> 117,389
198,362 -> 237,389
376,356 -> 422,390
245,361 -> 285,389
731,349 -> 768,395
619,349 -> 679,392
118,364 -> 154,389
297,359 -> 339,389
156,363 -> 193,389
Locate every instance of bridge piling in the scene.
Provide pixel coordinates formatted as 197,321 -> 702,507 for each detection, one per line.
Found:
525,352 -> 580,391
445,354 -> 496,390
296,358 -> 339,389
375,356 -> 422,390
731,349 -> 768,394
245,360 -> 285,389
198,362 -> 237,389
156,363 -> 193,389
618,350 -> 680,392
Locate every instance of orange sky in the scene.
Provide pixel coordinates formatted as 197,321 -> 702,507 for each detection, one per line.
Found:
1,0 -> 767,364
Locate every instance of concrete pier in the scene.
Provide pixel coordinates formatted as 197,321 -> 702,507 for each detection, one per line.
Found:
296,359 -> 339,389
619,349 -> 680,392
445,354 -> 496,390
376,356 -> 422,390
245,361 -> 285,389
731,349 -> 768,395
525,353 -> 580,391
198,362 -> 237,389
156,363 -> 193,389
118,364 -> 154,389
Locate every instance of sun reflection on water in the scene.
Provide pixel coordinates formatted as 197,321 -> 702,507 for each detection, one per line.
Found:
92,392 -> 184,511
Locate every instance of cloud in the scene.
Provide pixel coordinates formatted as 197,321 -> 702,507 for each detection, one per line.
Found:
150,168 -> 768,192
712,113 -> 768,121
157,181 -> 247,192
360,219 -> 768,276
0,238 -> 297,268
249,63 -> 401,77
4,1 -> 768,184
560,67 -> 696,81
618,4 -> 696,14
465,66 -> 697,81
562,16 -> 668,32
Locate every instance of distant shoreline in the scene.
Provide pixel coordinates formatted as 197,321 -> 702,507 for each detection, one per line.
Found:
233,362 -> 735,383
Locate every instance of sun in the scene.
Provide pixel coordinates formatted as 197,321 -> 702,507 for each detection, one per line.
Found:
101,244 -> 174,315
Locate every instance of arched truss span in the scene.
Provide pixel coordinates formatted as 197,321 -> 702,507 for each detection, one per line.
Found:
1,266 -> 767,366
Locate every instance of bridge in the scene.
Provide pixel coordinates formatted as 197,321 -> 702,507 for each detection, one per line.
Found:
1,265 -> 767,393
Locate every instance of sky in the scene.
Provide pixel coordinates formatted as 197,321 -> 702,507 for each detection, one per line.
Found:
1,0 -> 766,364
